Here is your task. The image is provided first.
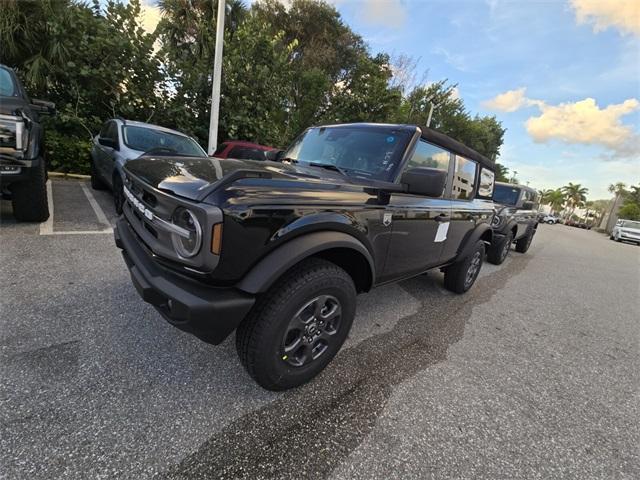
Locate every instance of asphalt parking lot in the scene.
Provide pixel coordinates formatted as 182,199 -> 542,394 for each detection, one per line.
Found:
1,178 -> 639,480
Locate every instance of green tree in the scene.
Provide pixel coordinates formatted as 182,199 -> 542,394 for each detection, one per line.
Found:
618,203 -> 640,220
495,163 -> 509,182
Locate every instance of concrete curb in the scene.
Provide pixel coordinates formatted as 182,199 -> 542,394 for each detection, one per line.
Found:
48,171 -> 91,180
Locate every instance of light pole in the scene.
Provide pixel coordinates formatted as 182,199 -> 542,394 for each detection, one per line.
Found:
207,0 -> 226,155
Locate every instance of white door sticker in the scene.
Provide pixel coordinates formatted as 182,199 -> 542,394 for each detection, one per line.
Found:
434,222 -> 449,243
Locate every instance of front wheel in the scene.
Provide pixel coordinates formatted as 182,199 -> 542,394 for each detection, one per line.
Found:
11,160 -> 49,222
444,240 -> 485,294
236,258 -> 356,391
547,220 -> 554,224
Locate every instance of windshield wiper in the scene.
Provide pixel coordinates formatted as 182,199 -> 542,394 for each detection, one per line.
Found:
307,162 -> 348,176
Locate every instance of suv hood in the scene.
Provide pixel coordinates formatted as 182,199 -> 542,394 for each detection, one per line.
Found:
0,97 -> 31,117
124,155 -> 381,201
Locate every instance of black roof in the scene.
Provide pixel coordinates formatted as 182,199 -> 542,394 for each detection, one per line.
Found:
419,126 -> 494,170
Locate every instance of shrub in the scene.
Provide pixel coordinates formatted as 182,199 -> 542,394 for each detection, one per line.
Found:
45,130 -> 92,175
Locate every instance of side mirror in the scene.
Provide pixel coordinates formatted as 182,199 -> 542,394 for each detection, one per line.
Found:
401,167 -> 447,197
265,149 -> 284,162
31,99 -> 56,115
98,137 -> 118,149
521,201 -> 534,210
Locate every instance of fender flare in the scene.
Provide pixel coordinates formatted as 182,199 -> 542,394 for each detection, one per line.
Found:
458,223 -> 492,259
236,231 -> 375,294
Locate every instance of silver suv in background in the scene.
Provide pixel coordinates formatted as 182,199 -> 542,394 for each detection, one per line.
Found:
90,119 -> 207,213
610,219 -> 640,245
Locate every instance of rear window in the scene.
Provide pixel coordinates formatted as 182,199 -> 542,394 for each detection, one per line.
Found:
0,68 -> 17,97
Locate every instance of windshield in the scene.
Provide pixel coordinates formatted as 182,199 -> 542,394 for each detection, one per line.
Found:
123,126 -> 206,157
0,68 -> 17,97
621,220 -> 640,229
283,126 -> 412,181
493,184 -> 521,205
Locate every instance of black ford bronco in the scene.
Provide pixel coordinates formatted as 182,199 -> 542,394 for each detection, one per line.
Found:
0,64 -> 55,221
487,182 -> 539,265
115,123 -> 496,390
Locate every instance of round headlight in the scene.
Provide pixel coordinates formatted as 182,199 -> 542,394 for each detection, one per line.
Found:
171,207 -> 202,258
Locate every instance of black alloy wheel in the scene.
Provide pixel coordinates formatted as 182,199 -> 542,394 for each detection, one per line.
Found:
281,294 -> 342,367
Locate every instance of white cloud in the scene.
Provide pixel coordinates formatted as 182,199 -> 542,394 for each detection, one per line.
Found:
482,87 -> 532,112
483,88 -> 640,158
360,0 -> 407,28
526,98 -> 639,157
140,1 -> 162,34
570,0 -> 640,36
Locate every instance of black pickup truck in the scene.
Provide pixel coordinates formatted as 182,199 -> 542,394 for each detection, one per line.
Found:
486,182 -> 539,264
0,64 -> 55,221
115,123 -> 497,390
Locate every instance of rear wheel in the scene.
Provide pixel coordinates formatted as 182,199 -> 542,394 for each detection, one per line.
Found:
444,240 -> 485,294
11,160 -> 49,222
487,231 -> 512,265
515,228 -> 535,253
547,220 -> 554,224
236,258 -> 356,391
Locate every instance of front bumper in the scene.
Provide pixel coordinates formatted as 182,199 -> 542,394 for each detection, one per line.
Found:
0,155 -> 42,186
115,217 -> 255,344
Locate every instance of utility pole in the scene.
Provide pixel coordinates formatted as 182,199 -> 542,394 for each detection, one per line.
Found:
426,102 -> 435,128
207,0 -> 226,155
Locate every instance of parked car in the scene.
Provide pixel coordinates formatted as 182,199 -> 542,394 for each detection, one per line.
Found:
541,214 -> 559,224
114,123 -> 496,390
90,119 -> 207,213
212,140 -> 277,161
486,182 -> 539,265
0,64 -> 55,221
610,219 -> 640,245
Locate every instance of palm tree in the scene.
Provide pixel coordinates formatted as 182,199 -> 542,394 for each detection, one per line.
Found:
562,183 -> 588,219
547,189 -> 566,215
538,189 -> 554,206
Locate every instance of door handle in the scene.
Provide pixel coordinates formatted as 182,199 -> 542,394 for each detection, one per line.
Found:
435,214 -> 451,222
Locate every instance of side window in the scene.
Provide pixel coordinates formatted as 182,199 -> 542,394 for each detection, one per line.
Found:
405,140 -> 451,171
478,168 -> 495,198
452,156 -> 477,200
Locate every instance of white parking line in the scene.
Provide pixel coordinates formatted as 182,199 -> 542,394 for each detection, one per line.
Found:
39,180 -> 113,236
80,182 -> 113,232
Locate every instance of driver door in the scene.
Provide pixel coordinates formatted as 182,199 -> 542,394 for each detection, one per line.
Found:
381,140 -> 453,281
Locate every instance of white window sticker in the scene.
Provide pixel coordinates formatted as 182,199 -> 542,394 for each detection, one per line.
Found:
434,222 -> 449,243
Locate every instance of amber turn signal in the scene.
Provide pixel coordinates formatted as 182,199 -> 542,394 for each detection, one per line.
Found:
211,223 -> 223,255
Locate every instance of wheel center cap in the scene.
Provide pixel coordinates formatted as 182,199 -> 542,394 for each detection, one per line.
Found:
305,320 -> 321,341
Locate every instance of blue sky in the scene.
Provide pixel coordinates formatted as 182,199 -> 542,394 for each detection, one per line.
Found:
142,0 -> 639,199
330,0 -> 639,199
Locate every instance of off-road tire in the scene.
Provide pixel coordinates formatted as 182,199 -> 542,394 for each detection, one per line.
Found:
113,174 -> 124,215
444,240 -> 485,294
236,257 -> 356,391
515,228 -> 535,253
11,160 -> 49,222
487,231 -> 512,265
90,157 -> 106,190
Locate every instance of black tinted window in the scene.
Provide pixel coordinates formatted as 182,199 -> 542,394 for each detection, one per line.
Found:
228,146 -> 267,161
452,156 -> 477,200
494,185 -> 521,205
